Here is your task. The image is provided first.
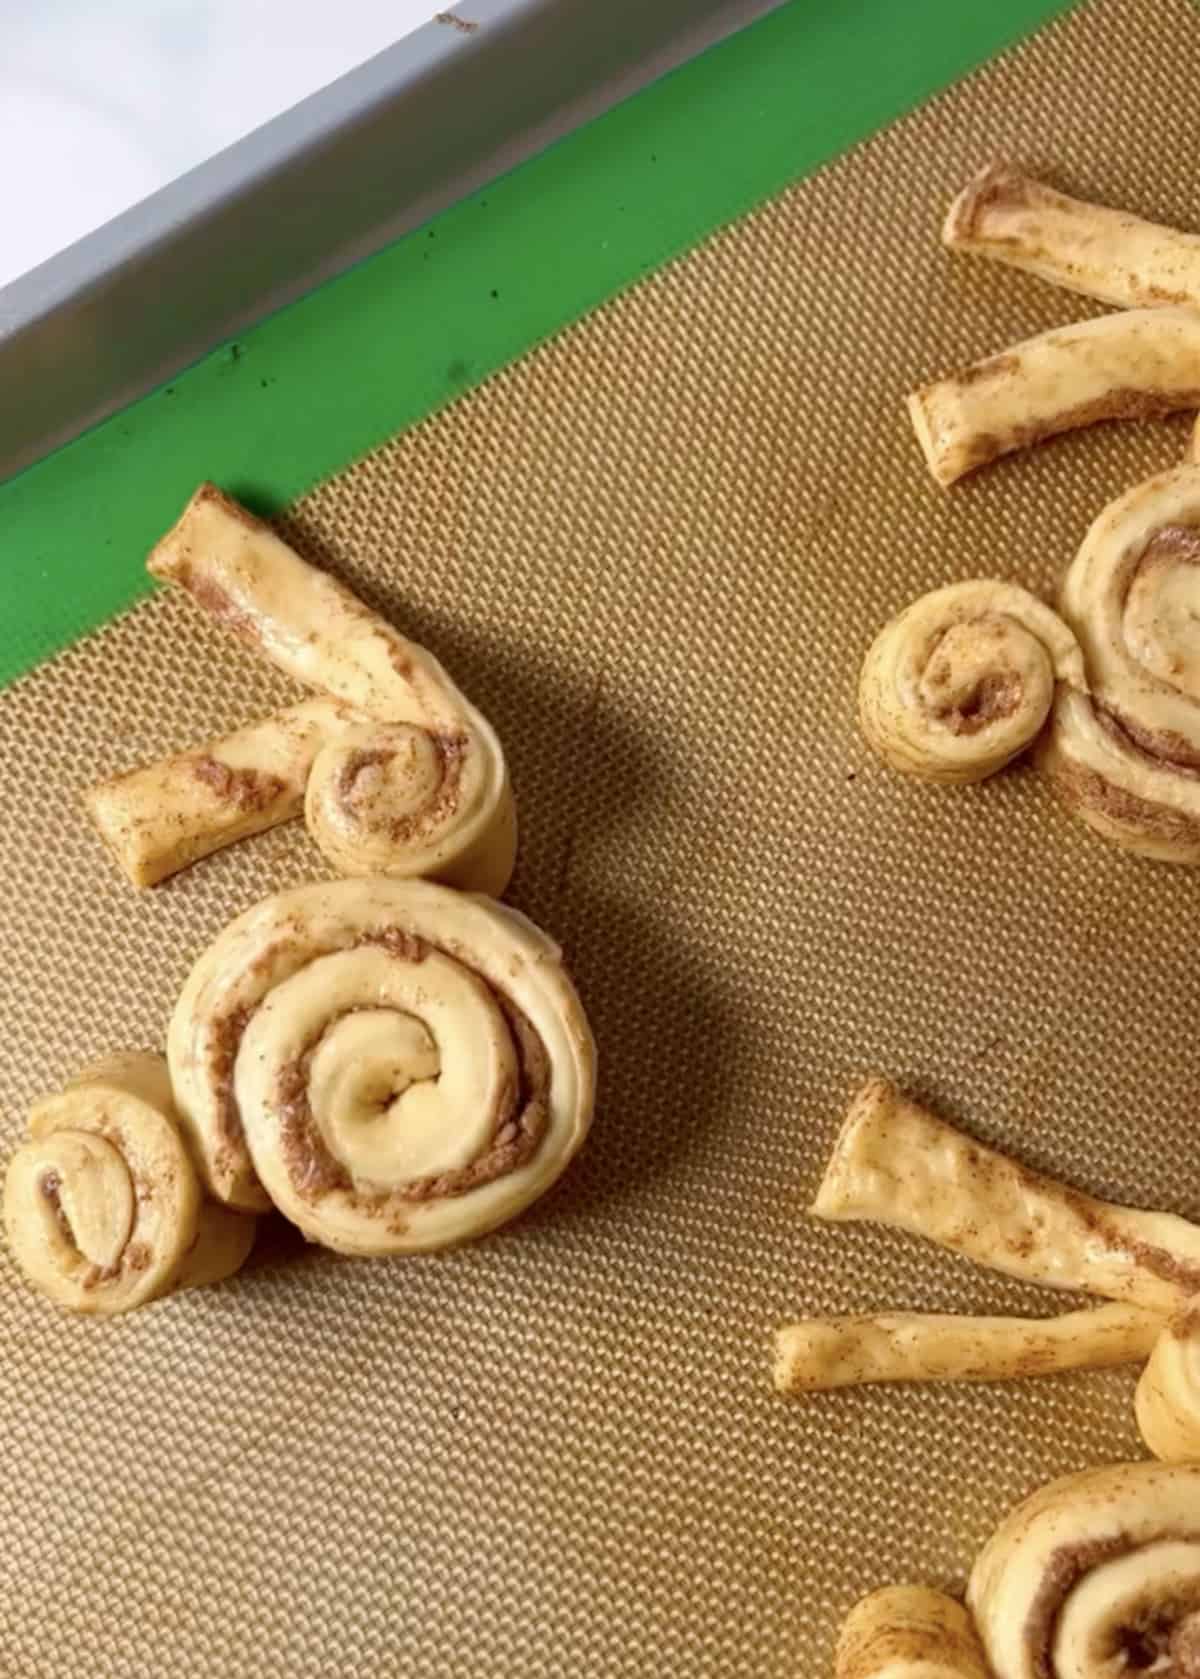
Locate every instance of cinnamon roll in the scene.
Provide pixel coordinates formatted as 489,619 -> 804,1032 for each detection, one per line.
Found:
166,878 -> 595,1242
1136,1309 -> 1200,1463
774,1304 -> 1161,1395
858,580 -> 1083,782
812,1080 -> 1200,1316
907,309 -> 1200,486
87,484 -> 516,894
968,1462 -> 1200,1679
1040,465 -> 1200,861
835,1586 -> 990,1679
3,1052 -> 256,1315
943,162 -> 1200,313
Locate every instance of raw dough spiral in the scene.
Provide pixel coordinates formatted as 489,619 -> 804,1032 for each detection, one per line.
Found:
3,1052 -> 256,1315
859,580 -> 1084,783
1137,1310 -> 1200,1463
1041,465 -> 1200,861
166,878 -> 595,1241
968,1462 -> 1200,1679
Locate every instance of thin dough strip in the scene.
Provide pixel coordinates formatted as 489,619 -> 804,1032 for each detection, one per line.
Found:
812,1080 -> 1200,1316
907,308 -> 1200,486
85,697 -> 355,888
943,160 -> 1200,311
774,1303 -> 1162,1394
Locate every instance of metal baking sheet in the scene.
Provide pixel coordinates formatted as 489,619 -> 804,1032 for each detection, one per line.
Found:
5,3 -> 1199,1674
0,0 -> 785,487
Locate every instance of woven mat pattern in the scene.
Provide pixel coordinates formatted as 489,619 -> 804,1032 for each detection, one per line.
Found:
2,1 -> 1199,1671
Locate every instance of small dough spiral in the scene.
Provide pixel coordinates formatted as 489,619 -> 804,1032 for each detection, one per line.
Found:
302,715 -> 515,891
88,484 -> 516,894
3,1053 -> 256,1315
1040,465 -> 1200,861
968,1462 -> 1200,1679
835,1586 -> 990,1679
859,581 -> 1084,783
1137,1310 -> 1200,1463
167,879 -> 596,1242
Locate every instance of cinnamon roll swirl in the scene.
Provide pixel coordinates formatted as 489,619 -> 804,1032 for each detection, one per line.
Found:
166,878 -> 595,1242
859,581 -> 1083,782
1040,465 -> 1200,861
3,1052 -> 256,1315
968,1462 -> 1200,1679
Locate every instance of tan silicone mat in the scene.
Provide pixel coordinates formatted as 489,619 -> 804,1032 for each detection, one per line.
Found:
3,1 -> 1199,1671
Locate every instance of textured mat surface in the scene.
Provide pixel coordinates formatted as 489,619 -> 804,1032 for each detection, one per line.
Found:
2,1 -> 1199,1672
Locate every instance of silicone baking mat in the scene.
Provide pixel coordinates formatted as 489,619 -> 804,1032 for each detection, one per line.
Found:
2,1 -> 1197,1672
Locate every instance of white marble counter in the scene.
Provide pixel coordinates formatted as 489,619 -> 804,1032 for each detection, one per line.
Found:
2,0 -> 435,287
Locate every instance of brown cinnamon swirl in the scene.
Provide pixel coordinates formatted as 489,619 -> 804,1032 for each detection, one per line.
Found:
859,580 -> 1083,782
968,1462 -> 1200,1679
3,1052 -> 256,1314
